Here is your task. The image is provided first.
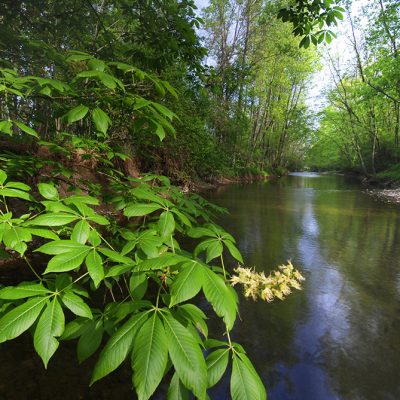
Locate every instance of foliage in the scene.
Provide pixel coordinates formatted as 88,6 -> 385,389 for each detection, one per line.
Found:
0,0 -> 336,396
0,161 -> 270,399
0,55 -> 297,397
308,0 -> 400,176
202,0 -> 319,172
278,0 -> 345,48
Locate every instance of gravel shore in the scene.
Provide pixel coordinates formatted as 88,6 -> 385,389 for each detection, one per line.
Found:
366,188 -> 400,204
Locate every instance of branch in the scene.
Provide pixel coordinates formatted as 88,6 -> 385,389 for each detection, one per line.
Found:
366,81 -> 400,104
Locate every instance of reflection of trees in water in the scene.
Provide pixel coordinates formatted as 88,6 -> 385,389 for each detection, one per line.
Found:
208,180 -> 309,390
312,184 -> 400,399
209,176 -> 400,399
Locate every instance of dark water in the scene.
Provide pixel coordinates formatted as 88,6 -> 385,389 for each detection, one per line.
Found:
207,173 -> 400,400
1,173 -> 400,399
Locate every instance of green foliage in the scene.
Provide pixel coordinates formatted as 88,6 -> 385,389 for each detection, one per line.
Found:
0,163 -> 268,398
376,164 -> 400,183
0,1 -> 323,396
278,0 -> 344,47
308,0 -> 400,175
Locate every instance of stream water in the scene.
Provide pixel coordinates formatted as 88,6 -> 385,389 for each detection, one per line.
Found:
207,172 -> 400,400
1,172 -> 399,399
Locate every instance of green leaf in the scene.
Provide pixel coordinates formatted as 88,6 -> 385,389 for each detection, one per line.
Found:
41,202 -> 76,214
45,247 -> 91,273
167,372 -> 190,400
64,195 -> 99,205
87,214 -> 109,225
0,187 -> 31,201
132,313 -> 168,400
92,107 -> 111,134
5,181 -> 31,191
0,169 -> 7,184
29,213 -> 79,226
230,353 -> 266,400
202,268 -> 237,331
0,282 -> 50,300
106,264 -> 133,278
136,253 -> 187,272
131,186 -> 169,206
66,104 -> 89,124
60,291 -> 93,319
177,304 -> 208,338
205,240 -> 223,263
55,274 -> 73,291
85,250 -> 104,287
158,211 -> 175,238
152,102 -> 176,121
88,59 -> 106,71
98,248 -> 133,265
26,228 -> 59,241
206,349 -> 229,388
137,230 -> 163,257
36,240 -> 88,255
91,311 -> 149,384
34,298 -> 65,368
124,203 -> 162,217
61,318 -> 90,340
3,226 -> 32,254
38,183 -> 59,200
98,72 -> 121,89
88,230 -> 101,246
224,240 -> 243,263
154,123 -> 165,140
170,261 -> 204,306
14,121 -> 39,137
77,320 -> 103,363
0,297 -> 47,343
129,272 -> 148,300
0,120 -> 12,135
162,312 -> 207,400
71,220 -> 90,244
76,70 -> 101,78
170,209 -> 192,227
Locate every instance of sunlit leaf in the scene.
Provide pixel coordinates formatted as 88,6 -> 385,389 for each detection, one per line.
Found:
0,297 -> 48,343
132,313 -> 168,400
91,311 -> 149,384
34,298 -> 65,368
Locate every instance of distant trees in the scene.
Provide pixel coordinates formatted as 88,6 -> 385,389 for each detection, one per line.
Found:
202,0 -> 319,171
307,0 -> 400,175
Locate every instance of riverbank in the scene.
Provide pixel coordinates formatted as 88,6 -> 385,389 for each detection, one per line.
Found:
365,188 -> 400,204
187,173 -> 271,193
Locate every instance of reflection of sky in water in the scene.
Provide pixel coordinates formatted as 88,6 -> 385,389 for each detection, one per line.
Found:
269,184 -> 350,400
289,172 -> 322,178
207,173 -> 400,400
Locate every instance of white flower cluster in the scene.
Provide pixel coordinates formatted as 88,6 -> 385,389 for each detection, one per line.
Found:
230,261 -> 305,302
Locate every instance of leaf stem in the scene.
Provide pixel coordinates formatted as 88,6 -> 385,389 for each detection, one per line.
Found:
220,254 -> 227,280
155,285 -> 162,310
58,272 -> 90,294
23,255 -> 42,281
226,326 -> 233,351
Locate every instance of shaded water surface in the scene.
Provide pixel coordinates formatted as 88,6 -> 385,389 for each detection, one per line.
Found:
1,173 -> 399,400
207,173 -> 400,400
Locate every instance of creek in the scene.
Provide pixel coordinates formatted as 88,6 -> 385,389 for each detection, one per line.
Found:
207,172 -> 400,400
1,172 -> 399,400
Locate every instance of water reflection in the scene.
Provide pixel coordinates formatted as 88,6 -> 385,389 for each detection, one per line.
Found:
208,173 -> 400,400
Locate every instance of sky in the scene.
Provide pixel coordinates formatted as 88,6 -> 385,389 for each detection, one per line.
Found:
193,0 -> 370,112
307,0 -> 370,111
